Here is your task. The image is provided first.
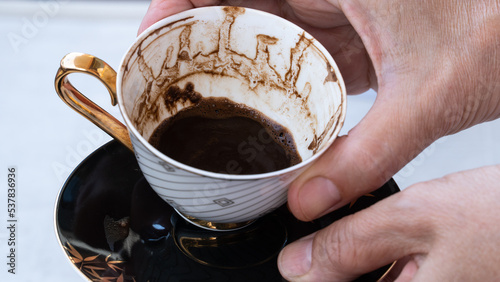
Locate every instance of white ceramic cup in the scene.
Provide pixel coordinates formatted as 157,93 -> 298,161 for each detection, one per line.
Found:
55,6 -> 346,231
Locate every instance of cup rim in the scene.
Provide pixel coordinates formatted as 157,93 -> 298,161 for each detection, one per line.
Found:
116,6 -> 347,180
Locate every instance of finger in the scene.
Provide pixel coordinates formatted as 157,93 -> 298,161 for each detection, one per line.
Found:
279,187 -> 432,281
380,255 -> 419,282
288,84 -> 440,221
138,0 -> 222,35
394,258 -> 419,282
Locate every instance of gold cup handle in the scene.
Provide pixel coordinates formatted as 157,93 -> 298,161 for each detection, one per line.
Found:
54,52 -> 133,151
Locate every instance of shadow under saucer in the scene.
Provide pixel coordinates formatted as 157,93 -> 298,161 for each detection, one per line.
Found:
55,140 -> 400,282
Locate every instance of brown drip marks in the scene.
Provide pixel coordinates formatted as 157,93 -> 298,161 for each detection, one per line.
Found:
324,62 -> 338,83
129,7 -> 340,153
163,82 -> 202,112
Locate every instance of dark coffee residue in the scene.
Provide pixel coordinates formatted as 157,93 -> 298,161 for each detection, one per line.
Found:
149,96 -> 302,174
164,82 -> 202,112
324,61 -> 338,83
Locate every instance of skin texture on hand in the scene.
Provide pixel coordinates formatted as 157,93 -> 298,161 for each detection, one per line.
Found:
280,165 -> 500,281
288,0 -> 500,221
138,0 -> 500,280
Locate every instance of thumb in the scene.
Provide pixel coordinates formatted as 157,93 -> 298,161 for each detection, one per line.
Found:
287,89 -> 438,221
278,188 -> 430,281
137,0 -> 222,35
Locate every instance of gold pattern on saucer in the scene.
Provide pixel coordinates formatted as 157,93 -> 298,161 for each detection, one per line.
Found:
180,212 -> 255,231
349,193 -> 375,208
64,243 -> 132,282
54,52 -> 133,151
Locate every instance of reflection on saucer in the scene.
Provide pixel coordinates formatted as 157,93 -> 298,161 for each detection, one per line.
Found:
172,212 -> 287,269
55,140 -> 400,282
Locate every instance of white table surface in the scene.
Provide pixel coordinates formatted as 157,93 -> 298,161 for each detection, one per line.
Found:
0,1 -> 499,281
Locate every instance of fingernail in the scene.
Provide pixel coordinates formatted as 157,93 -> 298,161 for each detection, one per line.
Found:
299,177 -> 341,218
278,235 -> 313,278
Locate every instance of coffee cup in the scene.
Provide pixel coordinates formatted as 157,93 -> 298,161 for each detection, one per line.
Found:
55,6 -> 346,231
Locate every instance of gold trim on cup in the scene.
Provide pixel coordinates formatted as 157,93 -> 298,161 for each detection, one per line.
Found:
376,260 -> 398,282
178,210 -> 256,231
54,52 -> 133,151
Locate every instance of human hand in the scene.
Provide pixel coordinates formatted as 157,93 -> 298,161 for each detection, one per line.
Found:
138,0 -> 500,280
281,0 -> 500,279
279,165 -> 500,281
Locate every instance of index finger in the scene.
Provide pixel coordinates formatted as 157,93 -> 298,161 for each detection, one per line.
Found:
279,186 -> 432,281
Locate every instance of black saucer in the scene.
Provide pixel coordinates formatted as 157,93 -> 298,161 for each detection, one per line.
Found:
55,140 -> 399,281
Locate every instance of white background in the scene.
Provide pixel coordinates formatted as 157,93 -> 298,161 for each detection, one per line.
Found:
0,1 -> 499,281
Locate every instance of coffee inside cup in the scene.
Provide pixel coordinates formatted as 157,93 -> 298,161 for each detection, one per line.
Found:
148,83 -> 302,175
120,6 -> 345,177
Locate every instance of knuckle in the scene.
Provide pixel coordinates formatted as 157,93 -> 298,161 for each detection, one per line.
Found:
391,184 -> 440,242
317,218 -> 361,271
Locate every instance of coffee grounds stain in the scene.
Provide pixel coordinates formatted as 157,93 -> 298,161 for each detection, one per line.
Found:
219,6 -> 245,61
307,135 -> 318,151
324,61 -> 338,83
177,26 -> 192,61
308,106 -> 342,153
178,51 -> 190,61
151,17 -> 195,37
222,6 -> 245,15
129,7 -> 342,150
285,32 -> 314,97
163,82 -> 202,112
123,17 -> 195,77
